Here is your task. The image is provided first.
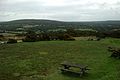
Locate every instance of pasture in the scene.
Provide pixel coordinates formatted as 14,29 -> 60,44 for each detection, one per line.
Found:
0,38 -> 120,80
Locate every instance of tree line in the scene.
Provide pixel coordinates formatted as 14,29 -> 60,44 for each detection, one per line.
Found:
0,28 -> 120,43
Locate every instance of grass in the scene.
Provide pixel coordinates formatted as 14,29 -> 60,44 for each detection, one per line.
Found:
0,38 -> 120,80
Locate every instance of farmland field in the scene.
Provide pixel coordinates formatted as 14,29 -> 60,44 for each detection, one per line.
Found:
0,38 -> 120,80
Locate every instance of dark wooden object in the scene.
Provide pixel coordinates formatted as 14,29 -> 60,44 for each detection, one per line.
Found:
108,47 -> 120,59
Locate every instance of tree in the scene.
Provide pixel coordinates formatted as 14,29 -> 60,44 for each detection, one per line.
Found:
23,30 -> 37,42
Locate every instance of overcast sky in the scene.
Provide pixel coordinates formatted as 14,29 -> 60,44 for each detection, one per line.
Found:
0,0 -> 120,21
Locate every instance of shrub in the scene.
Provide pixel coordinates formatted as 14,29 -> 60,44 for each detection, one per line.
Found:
64,38 -> 75,41
7,39 -> 17,43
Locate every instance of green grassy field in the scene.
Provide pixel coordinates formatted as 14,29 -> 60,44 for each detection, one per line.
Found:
0,38 -> 120,80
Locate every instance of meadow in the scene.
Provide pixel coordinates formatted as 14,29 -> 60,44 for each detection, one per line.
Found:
0,38 -> 120,80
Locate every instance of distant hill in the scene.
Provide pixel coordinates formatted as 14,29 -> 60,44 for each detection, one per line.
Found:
0,19 -> 120,32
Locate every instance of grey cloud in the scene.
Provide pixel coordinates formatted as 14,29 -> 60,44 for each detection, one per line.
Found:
0,0 -> 120,21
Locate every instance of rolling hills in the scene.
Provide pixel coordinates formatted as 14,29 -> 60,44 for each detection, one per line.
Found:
0,19 -> 120,32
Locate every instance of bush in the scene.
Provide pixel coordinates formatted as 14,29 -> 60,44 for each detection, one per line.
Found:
64,38 -> 75,41
23,30 -> 37,42
7,39 -> 17,43
23,38 -> 36,42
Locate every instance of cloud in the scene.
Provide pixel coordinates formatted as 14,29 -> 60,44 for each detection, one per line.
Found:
0,0 -> 120,21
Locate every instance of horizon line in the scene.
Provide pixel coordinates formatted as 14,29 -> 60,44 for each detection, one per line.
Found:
0,18 -> 120,22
